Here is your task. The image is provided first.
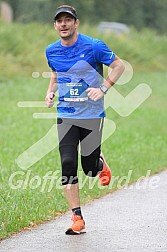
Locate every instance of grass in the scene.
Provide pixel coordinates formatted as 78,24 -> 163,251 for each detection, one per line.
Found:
0,22 -> 167,239
0,71 -> 167,239
0,22 -> 167,77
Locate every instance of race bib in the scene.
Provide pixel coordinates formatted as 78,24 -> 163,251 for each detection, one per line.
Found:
63,79 -> 89,102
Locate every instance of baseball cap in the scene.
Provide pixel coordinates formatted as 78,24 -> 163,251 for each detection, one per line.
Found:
54,5 -> 78,20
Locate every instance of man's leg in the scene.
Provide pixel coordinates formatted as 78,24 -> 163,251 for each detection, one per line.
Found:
80,118 -> 103,177
80,118 -> 112,185
57,118 -> 85,234
63,183 -> 80,209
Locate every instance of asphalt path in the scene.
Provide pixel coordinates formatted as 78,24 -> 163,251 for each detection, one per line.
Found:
1,170 -> 167,252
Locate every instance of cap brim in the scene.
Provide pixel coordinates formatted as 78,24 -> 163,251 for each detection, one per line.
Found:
54,10 -> 77,20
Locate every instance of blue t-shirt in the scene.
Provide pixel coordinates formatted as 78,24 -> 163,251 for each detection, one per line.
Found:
46,33 -> 115,119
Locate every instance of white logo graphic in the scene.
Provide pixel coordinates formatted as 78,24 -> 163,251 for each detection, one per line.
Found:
16,60 -> 152,170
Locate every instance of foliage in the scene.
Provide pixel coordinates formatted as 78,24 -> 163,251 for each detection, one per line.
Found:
0,21 -> 167,78
3,0 -> 167,34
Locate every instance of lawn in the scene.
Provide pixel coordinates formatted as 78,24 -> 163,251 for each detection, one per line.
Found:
0,21 -> 167,239
0,70 -> 167,239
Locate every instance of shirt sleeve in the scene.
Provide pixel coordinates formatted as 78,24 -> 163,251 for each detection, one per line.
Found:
45,48 -> 56,71
92,39 -> 115,66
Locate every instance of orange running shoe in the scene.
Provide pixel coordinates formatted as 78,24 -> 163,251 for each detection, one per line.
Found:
99,154 -> 112,186
65,213 -> 86,235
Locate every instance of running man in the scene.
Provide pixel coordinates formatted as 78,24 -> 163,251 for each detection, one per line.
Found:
45,5 -> 125,235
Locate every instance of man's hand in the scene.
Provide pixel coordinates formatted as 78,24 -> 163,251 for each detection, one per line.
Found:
45,92 -> 55,108
86,88 -> 104,101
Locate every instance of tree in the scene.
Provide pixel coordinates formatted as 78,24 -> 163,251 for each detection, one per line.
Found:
3,0 -> 167,33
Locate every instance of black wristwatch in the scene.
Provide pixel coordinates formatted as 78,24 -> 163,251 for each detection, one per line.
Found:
100,85 -> 108,94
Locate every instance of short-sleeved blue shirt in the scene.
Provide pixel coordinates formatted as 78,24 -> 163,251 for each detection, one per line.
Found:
46,33 -> 115,119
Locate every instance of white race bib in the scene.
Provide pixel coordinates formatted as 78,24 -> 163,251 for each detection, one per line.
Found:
63,80 -> 89,102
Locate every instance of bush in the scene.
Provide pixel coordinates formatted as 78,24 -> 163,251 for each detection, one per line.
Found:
0,21 -> 167,77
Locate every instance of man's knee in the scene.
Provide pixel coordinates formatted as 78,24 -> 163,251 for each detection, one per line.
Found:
61,156 -> 78,185
82,155 -> 103,177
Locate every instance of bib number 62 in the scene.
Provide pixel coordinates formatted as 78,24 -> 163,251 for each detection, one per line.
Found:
70,89 -> 79,96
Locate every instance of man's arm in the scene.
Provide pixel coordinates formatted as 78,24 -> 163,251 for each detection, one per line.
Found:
102,56 -> 125,88
86,56 -> 125,101
45,71 -> 58,108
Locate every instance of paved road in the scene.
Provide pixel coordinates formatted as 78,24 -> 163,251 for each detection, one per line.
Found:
1,170 -> 167,252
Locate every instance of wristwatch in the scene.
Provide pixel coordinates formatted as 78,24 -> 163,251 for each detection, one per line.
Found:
100,85 -> 108,94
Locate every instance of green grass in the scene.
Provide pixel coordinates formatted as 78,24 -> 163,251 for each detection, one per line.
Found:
0,22 -> 167,239
0,71 -> 167,239
0,22 -> 167,77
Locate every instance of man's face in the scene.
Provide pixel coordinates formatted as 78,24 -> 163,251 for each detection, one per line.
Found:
54,13 -> 79,39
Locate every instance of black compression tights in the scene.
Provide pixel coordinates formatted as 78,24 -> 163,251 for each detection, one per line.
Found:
57,118 -> 104,185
